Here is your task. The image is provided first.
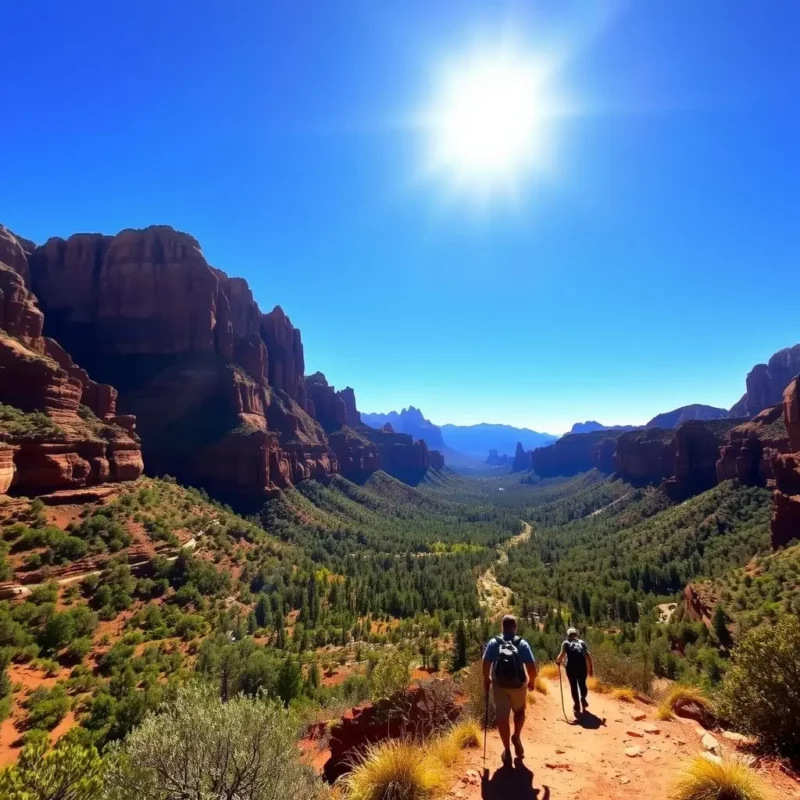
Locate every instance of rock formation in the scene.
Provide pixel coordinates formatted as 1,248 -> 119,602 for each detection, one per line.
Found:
614,429 -> 676,484
0,228 -> 143,496
532,430 -> 620,478
360,407 -> 445,449
485,449 -> 511,467
646,404 -> 728,430
730,344 -> 800,417
770,378 -> 800,549
20,225 -> 442,497
716,405 -> 790,486
511,442 -> 532,472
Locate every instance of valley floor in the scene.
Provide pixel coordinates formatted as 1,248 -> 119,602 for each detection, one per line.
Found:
450,676 -> 800,800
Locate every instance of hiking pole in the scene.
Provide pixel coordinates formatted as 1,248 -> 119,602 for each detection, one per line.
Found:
557,663 -> 569,723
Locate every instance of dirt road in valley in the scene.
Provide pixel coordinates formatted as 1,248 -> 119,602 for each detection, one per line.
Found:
478,521 -> 532,620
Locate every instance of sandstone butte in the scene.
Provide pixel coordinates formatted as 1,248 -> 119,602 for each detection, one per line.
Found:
770,377 -> 800,549
1,224 -> 443,501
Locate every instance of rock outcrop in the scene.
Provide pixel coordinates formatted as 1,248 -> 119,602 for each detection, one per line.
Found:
511,442 -> 531,472
730,344 -> 800,418
770,378 -> 800,549
533,430 -> 621,478
485,449 -> 511,467
614,429 -> 676,485
360,407 -> 445,449
0,228 -> 143,496
716,405 -> 790,486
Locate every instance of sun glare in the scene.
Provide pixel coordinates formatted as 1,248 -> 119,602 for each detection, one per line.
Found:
421,50 -> 558,201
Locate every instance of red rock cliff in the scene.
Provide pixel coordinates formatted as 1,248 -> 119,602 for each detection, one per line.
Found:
0,228 -> 143,496
730,344 -> 800,417
25,225 -> 441,496
770,378 -> 800,549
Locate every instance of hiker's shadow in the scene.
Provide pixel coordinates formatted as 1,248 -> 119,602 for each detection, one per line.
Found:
573,710 -> 606,730
481,760 -> 550,800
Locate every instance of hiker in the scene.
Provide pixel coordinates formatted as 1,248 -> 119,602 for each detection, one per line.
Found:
482,614 -> 537,766
556,627 -> 594,717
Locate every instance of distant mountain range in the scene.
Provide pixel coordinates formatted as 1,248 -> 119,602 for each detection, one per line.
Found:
361,409 -> 557,461
568,421 -> 635,435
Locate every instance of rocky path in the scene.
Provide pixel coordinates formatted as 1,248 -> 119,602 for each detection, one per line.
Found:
448,678 -> 800,800
478,522 -> 532,620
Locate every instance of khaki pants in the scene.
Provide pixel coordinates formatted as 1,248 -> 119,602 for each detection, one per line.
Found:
493,685 -> 527,717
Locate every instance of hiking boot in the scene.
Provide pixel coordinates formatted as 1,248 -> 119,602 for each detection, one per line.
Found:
511,734 -> 525,758
501,748 -> 513,767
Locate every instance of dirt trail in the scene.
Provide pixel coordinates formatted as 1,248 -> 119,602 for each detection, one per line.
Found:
448,678 -> 800,799
478,522 -> 532,620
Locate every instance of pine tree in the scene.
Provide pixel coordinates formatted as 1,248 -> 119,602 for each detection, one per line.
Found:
713,605 -> 731,647
451,620 -> 468,671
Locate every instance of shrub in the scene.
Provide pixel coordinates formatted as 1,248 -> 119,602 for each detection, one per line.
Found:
462,660 -> 495,728
340,740 -> 446,800
370,650 -> 410,703
610,687 -> 636,703
0,737 -> 104,800
657,685 -> 714,722
671,755 -> 769,800
534,675 -> 549,695
24,684 -> 69,730
429,735 -> 461,768
104,682 -> 321,799
718,615 -> 800,757
593,645 -> 653,695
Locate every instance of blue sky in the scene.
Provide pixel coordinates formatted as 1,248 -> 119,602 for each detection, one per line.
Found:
3,1 -> 799,434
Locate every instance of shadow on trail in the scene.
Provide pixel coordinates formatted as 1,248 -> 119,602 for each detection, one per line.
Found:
573,710 -> 606,730
481,760 -> 550,800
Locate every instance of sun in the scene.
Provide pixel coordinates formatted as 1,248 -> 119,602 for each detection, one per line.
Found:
419,50 -> 559,202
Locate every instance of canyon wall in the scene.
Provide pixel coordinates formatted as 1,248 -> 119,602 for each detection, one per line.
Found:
17,225 -> 441,498
770,378 -> 800,549
0,227 -> 143,496
730,344 -> 800,418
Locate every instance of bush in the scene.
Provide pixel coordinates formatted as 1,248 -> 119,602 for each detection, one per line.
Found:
718,615 -> 800,757
449,719 -> 481,749
0,737 -> 104,800
24,684 -> 70,730
593,645 -> 653,695
537,662 -> 559,680
105,683 -> 321,799
370,650 -> 410,703
340,740 -> 446,800
671,755 -> 769,800
462,660 -> 495,728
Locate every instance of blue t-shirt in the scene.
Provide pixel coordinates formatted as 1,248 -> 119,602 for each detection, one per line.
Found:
483,634 -> 536,665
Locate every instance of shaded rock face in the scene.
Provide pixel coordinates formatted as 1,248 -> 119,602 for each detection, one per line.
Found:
511,441 -> 531,472
533,430 -> 620,479
665,421 -> 731,500
337,387 -> 362,428
771,378 -> 800,549
485,449 -> 511,466
615,429 -> 676,485
0,229 -> 143,496
716,405 -> 790,486
594,438 -> 618,473
683,583 -> 714,626
730,344 -> 800,417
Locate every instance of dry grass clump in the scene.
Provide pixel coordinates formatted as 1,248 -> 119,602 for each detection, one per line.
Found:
341,740 -> 446,800
657,685 -> 714,722
671,755 -> 770,800
587,676 -> 610,694
611,687 -> 636,703
538,663 -> 559,680
429,735 -> 461,768
534,675 -> 549,695
449,719 -> 481,750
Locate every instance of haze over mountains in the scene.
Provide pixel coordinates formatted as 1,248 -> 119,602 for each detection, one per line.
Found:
361,408 -> 557,462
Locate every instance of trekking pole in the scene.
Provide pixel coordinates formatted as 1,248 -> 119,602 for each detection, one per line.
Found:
557,663 -> 569,723
483,685 -> 489,767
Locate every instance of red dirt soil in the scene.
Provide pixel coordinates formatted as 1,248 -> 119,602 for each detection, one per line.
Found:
447,678 -> 800,800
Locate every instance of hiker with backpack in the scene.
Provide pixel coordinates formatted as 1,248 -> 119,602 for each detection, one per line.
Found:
482,614 -> 537,766
556,627 -> 594,717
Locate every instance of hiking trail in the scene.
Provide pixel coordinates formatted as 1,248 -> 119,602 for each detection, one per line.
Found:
448,676 -> 800,799
478,521 -> 532,620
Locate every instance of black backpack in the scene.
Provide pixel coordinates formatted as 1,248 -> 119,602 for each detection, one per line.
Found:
492,635 -> 526,689
564,639 -> 587,670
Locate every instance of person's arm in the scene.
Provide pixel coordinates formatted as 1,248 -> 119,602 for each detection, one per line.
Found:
482,640 -> 496,692
522,641 -> 537,690
555,641 -> 567,666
